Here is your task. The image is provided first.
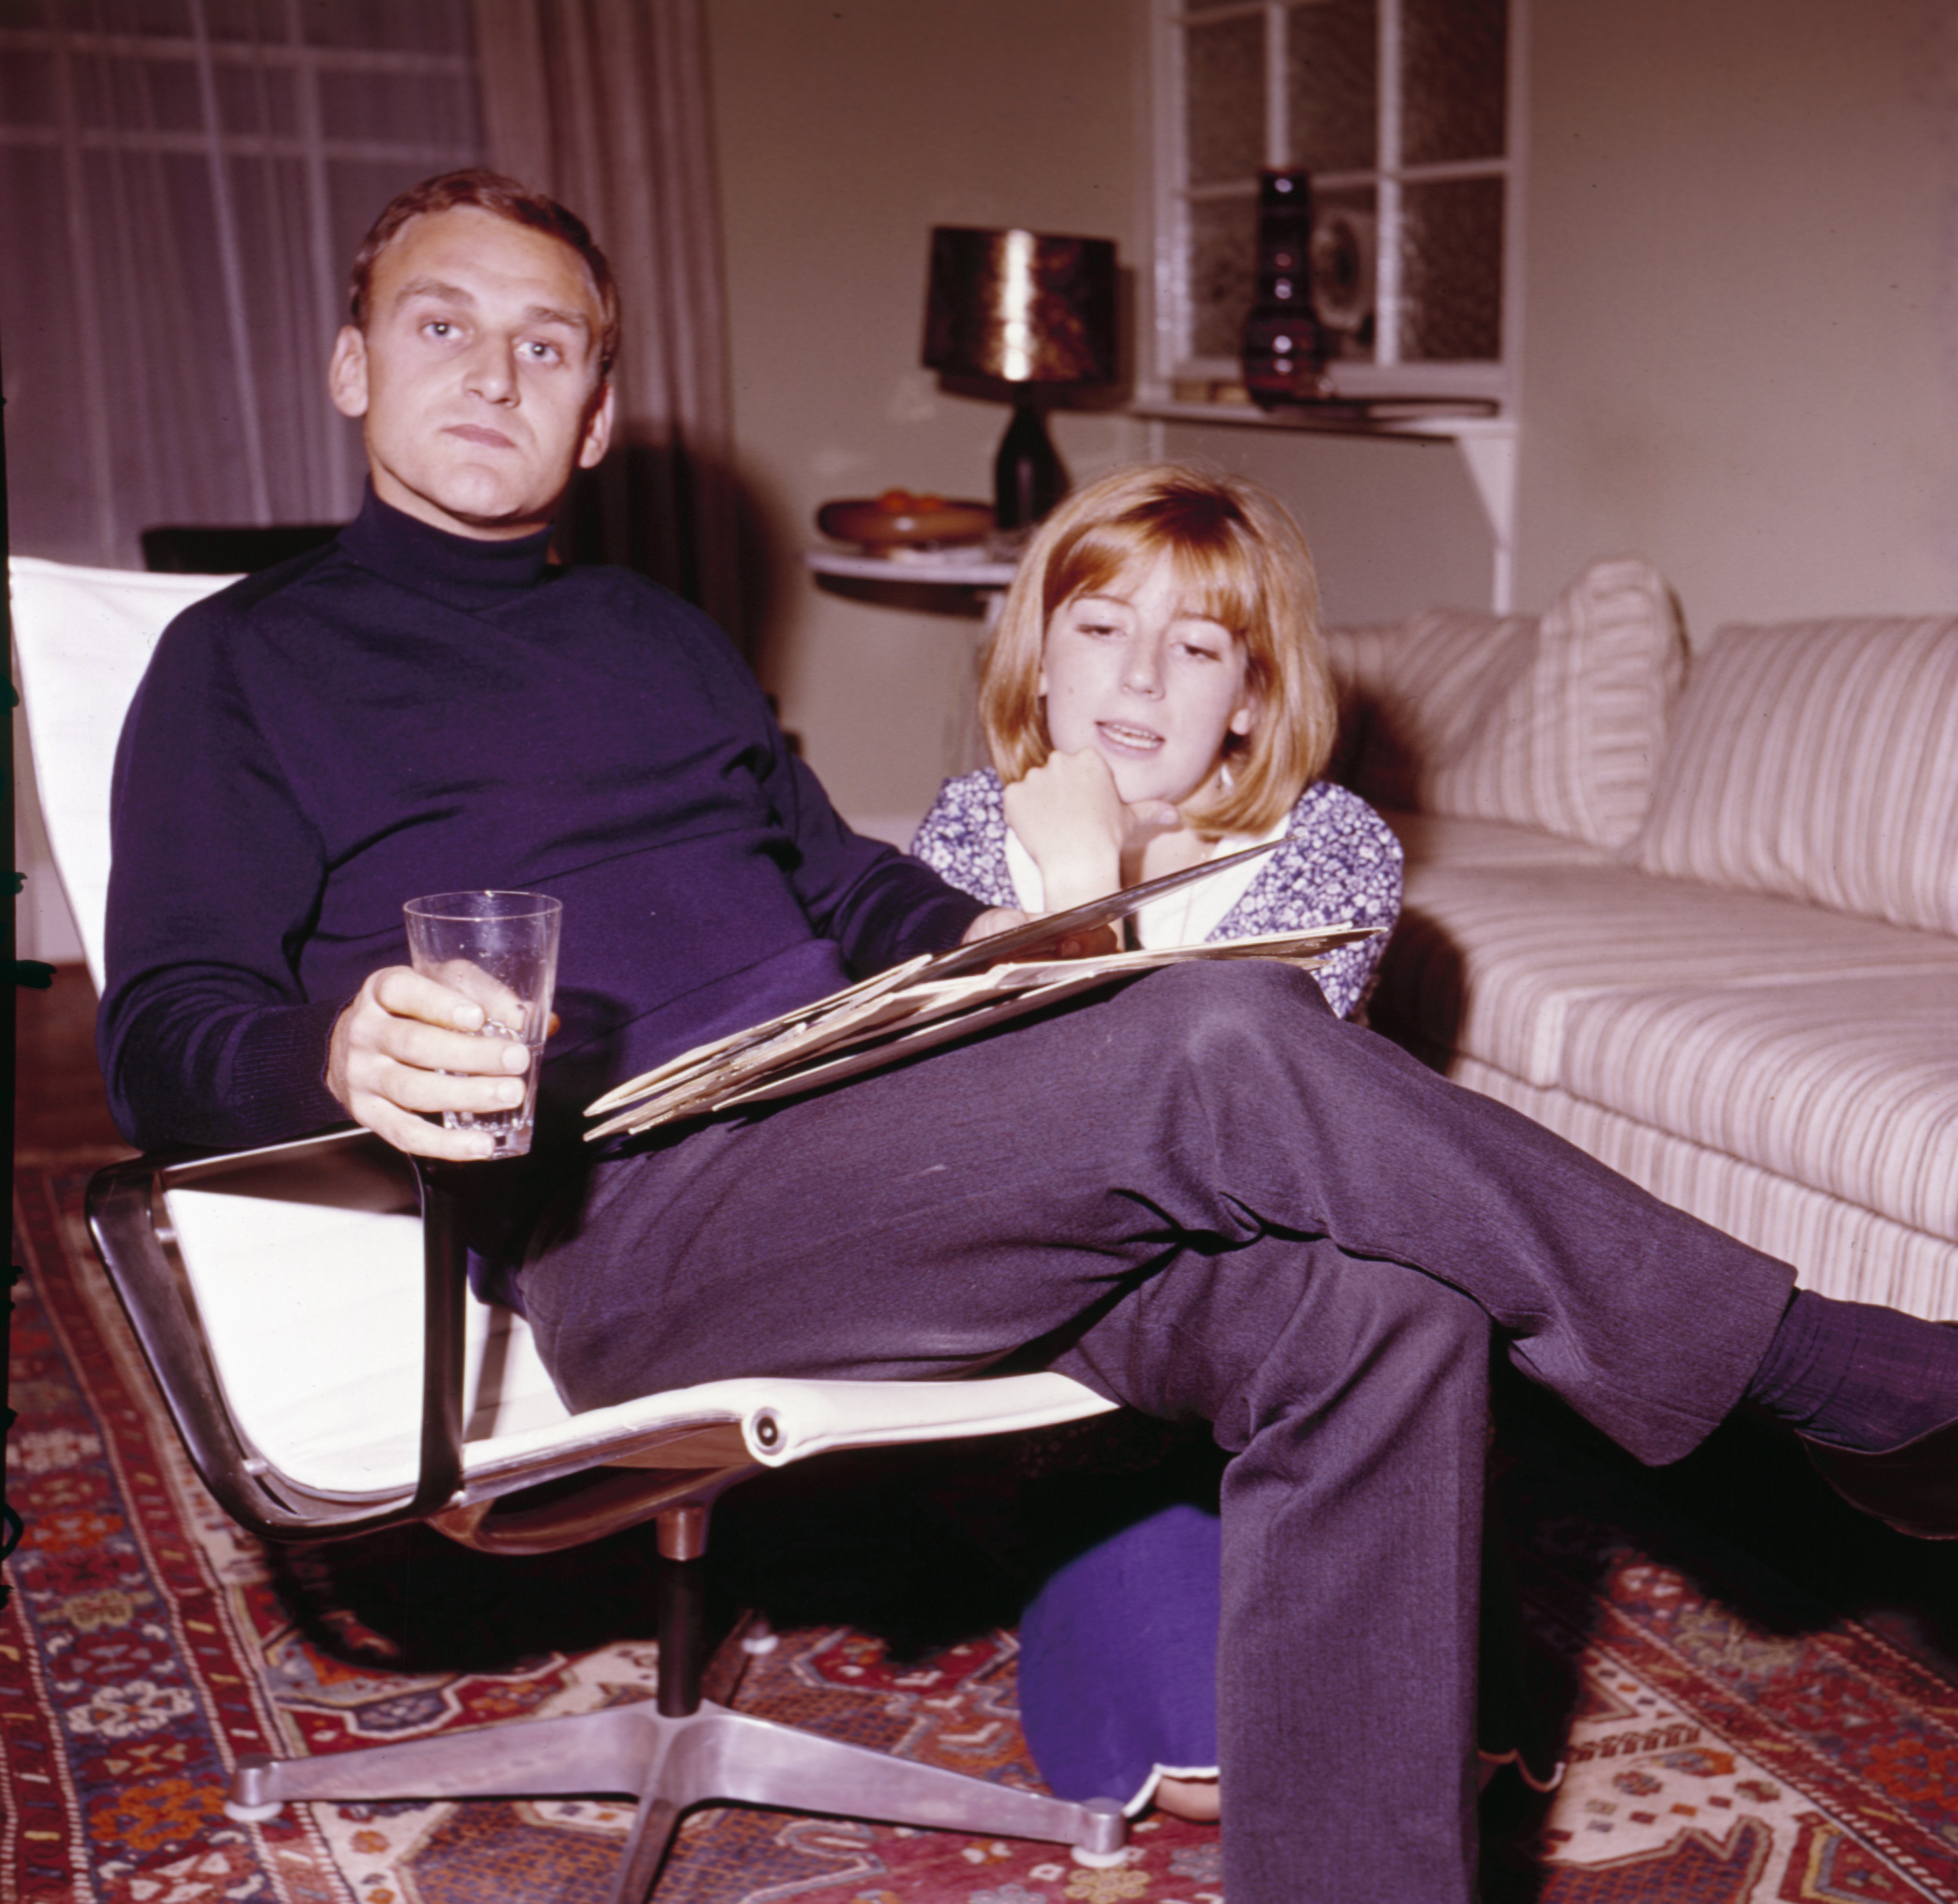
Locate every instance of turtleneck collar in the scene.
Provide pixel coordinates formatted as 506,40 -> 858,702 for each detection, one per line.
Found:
338,484 -> 557,610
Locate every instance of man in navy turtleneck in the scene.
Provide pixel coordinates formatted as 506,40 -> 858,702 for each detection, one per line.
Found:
101,171 -> 996,1176
97,172 -> 1958,1904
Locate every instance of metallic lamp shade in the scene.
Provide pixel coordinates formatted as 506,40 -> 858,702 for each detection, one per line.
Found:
922,226 -> 1117,385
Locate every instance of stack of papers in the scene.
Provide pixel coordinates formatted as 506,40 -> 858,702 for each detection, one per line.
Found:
586,839 -> 1378,1140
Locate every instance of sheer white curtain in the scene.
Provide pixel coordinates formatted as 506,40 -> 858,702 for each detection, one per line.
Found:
5,0 -> 741,958
0,0 -> 484,570
471,0 -> 742,645
3,0 -> 485,959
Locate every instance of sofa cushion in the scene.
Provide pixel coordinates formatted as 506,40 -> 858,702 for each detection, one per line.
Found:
1322,621 -> 1412,785
1445,1055 -> 1958,1316
1631,617 -> 1958,937
1557,975 -> 1958,1239
1376,860 -> 1958,1089
1324,612 -> 1532,810
1325,559 -> 1684,850
1384,811 -> 1614,876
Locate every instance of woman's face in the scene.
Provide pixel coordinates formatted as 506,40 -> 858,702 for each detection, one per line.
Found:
1038,553 -> 1256,811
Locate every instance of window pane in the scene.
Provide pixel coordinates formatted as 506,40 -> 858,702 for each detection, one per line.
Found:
1185,13 -> 1263,186
84,54 -> 197,131
0,0 -> 191,28
1401,0 -> 1505,166
1400,177 -> 1502,360
0,143 -> 97,561
1310,183 -> 1374,360
0,50 -> 55,125
3,0 -> 194,30
203,0 -> 290,41
215,61 -> 300,136
1286,0 -> 1375,173
299,0 -> 475,53
1188,192 -> 1259,359
319,67 -> 480,147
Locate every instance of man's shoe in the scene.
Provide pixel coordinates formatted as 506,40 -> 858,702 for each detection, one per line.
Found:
1799,1419 -> 1958,1540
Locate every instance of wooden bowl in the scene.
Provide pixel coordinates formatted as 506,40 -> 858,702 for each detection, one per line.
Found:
817,494 -> 994,551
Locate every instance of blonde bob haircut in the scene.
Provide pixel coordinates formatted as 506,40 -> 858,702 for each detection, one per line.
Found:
979,462 -> 1335,838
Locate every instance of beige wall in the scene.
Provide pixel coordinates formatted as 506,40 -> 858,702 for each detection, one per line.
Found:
708,0 -> 1958,843
1515,0 -> 1958,639
707,0 -> 1144,835
1147,422 -> 1500,627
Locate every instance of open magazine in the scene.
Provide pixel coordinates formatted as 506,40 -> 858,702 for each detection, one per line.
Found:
585,837 -> 1379,1140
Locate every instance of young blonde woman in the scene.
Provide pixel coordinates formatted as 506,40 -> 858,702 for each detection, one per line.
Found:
913,464 -> 1405,1821
916,462 -> 1400,1010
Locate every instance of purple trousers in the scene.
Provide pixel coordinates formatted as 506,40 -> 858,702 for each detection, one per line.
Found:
520,960 -> 1793,1903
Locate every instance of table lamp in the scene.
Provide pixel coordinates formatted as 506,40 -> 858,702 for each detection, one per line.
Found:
922,226 -> 1118,531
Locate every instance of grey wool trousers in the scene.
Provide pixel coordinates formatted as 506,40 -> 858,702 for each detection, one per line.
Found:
519,959 -> 1795,1904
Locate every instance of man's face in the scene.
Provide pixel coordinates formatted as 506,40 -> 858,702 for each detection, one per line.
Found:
329,205 -> 614,540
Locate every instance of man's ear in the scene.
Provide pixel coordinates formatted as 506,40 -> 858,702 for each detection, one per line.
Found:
577,380 -> 616,469
328,326 -> 370,420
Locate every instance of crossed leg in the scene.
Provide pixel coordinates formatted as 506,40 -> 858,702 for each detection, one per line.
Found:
521,959 -> 1796,1902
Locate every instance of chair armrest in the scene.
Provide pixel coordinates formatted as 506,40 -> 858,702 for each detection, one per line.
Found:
88,1128 -> 469,1543
90,1129 -> 1121,1547
456,1369 -> 1118,1490
738,1371 -> 1119,1466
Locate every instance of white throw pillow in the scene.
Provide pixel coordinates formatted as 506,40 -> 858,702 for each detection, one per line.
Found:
1325,558 -> 1685,849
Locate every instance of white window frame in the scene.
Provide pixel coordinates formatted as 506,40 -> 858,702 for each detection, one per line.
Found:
1145,0 -> 1527,411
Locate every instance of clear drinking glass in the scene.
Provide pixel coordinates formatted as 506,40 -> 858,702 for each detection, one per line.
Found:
402,891 -> 563,1158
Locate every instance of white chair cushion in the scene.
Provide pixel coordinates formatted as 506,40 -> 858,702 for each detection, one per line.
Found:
164,1172 -> 1116,1497
10,556 -> 237,991
163,1178 -> 570,1495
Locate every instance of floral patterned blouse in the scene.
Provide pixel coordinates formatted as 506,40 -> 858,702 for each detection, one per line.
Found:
911,769 -> 1403,1020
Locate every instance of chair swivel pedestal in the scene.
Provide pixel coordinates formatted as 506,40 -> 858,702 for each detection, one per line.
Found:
226,1499 -> 1128,1902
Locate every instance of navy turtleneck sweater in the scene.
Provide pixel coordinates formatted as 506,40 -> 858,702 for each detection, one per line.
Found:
100,490 -> 984,1154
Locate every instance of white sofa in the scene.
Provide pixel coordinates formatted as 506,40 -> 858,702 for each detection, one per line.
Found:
1327,563 -> 1958,1319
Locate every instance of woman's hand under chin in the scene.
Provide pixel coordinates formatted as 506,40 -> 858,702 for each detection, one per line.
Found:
1004,748 -> 1181,912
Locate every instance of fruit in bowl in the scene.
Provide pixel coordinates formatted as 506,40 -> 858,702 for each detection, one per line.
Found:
816,491 -> 994,552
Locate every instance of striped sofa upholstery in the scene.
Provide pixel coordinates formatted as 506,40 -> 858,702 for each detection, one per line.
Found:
1326,598 -> 1958,1318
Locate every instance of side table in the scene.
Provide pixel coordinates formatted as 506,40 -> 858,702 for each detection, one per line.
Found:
801,545 -> 1021,777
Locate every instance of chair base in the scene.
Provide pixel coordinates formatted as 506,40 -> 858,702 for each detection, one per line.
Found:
226,1697 -> 1127,1902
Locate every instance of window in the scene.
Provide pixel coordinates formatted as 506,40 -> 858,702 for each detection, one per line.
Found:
0,0 -> 483,566
1149,0 -> 1518,406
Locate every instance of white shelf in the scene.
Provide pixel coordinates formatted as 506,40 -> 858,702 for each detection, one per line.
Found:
1133,402 -> 1518,613
803,547 -> 1018,588
1131,398 -> 1511,441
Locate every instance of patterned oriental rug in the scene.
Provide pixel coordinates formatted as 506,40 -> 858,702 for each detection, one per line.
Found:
9,1162 -> 1958,1904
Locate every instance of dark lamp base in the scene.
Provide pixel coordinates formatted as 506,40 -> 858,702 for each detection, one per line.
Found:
994,402 -> 1068,531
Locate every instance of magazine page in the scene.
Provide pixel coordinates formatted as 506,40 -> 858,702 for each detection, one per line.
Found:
585,902 -> 1378,1141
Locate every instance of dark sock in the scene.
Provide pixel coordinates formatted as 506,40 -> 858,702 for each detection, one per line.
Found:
1745,1288 -> 1958,1453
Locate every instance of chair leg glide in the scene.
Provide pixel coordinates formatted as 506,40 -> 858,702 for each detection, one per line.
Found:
1069,1796 -> 1128,1864
224,1757 -> 285,1822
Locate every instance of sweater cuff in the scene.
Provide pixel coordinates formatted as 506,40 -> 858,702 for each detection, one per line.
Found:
904,890 -> 989,956
228,994 -> 354,1138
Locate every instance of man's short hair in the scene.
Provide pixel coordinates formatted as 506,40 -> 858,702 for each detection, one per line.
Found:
348,169 -> 621,377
